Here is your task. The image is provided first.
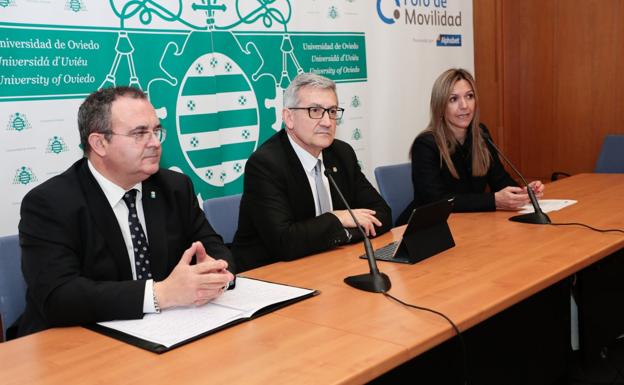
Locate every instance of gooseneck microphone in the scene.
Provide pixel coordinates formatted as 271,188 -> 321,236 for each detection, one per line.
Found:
482,130 -> 551,224
324,168 -> 392,293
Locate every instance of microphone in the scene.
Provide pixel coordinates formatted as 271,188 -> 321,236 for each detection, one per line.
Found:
324,168 -> 391,293
481,129 -> 551,224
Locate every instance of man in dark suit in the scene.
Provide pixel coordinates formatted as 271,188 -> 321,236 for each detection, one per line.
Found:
13,86 -> 234,338
232,73 -> 391,272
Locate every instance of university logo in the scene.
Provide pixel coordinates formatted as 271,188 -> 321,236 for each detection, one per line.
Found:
328,6 -> 339,19
100,1 -> 301,199
351,95 -> 361,108
46,136 -> 69,154
65,0 -> 85,12
150,31 -> 280,199
13,166 -> 37,185
376,0 -> 400,25
352,127 -> 362,141
7,112 -> 31,131
0,0 -> 16,8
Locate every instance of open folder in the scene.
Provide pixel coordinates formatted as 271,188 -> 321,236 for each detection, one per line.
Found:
88,276 -> 318,353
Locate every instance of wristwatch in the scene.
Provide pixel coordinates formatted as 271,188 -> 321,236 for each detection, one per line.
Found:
153,290 -> 161,313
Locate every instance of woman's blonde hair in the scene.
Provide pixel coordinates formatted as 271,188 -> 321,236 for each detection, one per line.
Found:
424,68 -> 490,178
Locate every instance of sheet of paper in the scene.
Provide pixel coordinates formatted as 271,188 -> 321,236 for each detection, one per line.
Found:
518,199 -> 577,214
97,277 -> 315,348
212,276 -> 314,317
98,304 -> 243,348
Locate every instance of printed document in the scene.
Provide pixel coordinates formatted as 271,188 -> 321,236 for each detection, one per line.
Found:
97,277 -> 315,348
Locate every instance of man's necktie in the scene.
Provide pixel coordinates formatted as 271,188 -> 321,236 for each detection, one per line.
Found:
121,189 -> 152,280
314,159 -> 331,214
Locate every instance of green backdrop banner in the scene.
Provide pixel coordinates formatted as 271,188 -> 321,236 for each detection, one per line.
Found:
0,0 -> 473,235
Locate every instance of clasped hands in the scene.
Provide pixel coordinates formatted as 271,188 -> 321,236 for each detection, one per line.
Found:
495,181 -> 545,210
154,241 -> 234,310
332,208 -> 381,237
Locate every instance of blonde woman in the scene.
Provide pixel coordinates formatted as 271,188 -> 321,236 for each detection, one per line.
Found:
404,68 -> 543,218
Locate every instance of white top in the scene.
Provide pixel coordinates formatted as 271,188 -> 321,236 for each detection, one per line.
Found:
88,160 -> 156,313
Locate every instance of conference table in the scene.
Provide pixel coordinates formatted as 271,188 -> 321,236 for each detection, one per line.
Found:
2,173 -> 624,385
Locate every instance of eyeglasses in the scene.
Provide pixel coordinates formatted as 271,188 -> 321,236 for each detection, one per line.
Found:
289,106 -> 345,120
109,128 -> 166,144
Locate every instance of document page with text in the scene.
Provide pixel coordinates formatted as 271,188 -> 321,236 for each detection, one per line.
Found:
96,277 -> 316,350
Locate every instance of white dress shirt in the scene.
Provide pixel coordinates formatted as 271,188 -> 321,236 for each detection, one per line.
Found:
286,133 -> 334,215
87,160 -> 156,313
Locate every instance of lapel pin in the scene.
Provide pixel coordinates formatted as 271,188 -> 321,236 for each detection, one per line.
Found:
150,191 -> 156,199
332,167 -> 338,173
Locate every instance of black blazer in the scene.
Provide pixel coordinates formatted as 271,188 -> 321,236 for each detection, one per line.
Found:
15,158 -> 234,337
232,130 -> 391,272
403,124 -> 517,219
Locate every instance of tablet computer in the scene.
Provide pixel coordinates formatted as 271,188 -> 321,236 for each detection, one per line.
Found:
360,198 -> 455,264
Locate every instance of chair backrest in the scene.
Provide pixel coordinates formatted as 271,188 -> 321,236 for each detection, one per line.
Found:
374,163 -> 413,226
202,194 -> 242,245
595,135 -> 624,173
0,234 -> 26,341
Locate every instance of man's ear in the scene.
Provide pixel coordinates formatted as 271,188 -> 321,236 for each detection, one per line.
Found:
282,108 -> 294,130
88,133 -> 107,157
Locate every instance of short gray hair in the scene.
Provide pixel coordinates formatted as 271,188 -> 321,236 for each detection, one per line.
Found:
283,73 -> 337,108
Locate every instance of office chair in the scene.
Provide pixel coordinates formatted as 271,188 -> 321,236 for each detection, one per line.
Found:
0,234 -> 26,341
374,162 -> 413,226
551,134 -> 624,180
594,135 -> 624,173
202,194 -> 242,245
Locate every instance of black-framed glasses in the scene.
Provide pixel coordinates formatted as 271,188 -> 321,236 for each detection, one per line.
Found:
109,127 -> 166,144
289,106 -> 345,120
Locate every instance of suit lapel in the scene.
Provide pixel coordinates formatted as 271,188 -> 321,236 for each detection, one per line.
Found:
77,160 -> 133,280
279,130 -> 317,218
142,177 -> 168,281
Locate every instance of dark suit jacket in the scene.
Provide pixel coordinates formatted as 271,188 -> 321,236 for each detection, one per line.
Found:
232,129 -> 392,272
401,124 -> 517,220
15,158 -> 234,337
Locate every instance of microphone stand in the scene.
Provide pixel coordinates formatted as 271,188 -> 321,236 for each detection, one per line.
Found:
484,135 -> 551,224
324,170 -> 391,293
